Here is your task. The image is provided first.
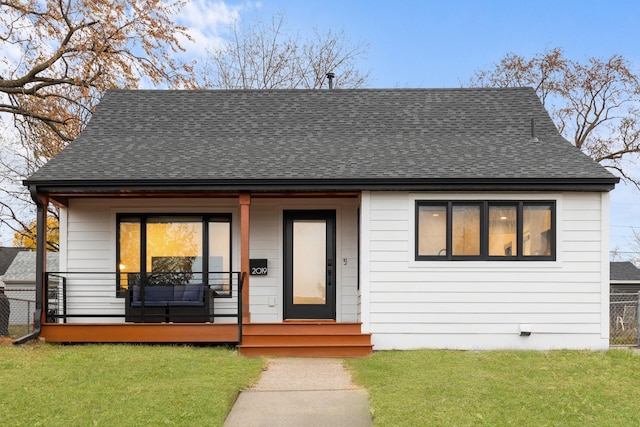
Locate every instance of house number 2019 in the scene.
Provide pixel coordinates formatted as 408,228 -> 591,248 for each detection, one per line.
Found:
251,267 -> 268,275
249,259 -> 268,275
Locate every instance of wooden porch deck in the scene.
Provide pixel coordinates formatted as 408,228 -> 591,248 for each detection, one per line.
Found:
39,323 -> 240,343
37,322 -> 373,357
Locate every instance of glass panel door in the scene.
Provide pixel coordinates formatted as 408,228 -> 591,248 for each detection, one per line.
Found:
284,211 -> 336,319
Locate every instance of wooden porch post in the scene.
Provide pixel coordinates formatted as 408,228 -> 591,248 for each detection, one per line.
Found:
239,193 -> 251,323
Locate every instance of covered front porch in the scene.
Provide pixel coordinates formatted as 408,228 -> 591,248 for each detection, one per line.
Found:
26,192 -> 372,356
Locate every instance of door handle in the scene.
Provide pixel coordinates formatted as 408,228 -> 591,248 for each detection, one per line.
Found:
327,259 -> 333,286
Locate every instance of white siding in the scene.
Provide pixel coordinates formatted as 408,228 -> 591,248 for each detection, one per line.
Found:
247,198 -> 360,323
361,191 -> 610,350
62,198 -> 240,323
62,197 -> 360,323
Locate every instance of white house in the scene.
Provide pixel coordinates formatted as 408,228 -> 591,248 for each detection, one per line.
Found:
20,88 -> 618,355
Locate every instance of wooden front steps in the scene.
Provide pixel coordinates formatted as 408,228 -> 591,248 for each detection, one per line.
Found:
238,322 -> 373,357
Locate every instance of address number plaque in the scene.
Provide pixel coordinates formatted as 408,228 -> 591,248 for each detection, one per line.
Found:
249,259 -> 268,275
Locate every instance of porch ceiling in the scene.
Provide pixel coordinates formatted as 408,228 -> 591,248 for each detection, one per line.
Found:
42,189 -> 361,207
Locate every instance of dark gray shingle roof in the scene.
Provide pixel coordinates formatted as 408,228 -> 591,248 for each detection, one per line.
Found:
0,247 -> 26,276
3,251 -> 59,283
26,88 -> 616,188
610,261 -> 640,282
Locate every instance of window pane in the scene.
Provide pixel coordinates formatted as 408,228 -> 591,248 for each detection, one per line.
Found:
209,221 -> 231,293
418,205 -> 447,256
452,204 -> 480,256
293,220 -> 327,304
147,217 -> 203,285
489,205 -> 517,256
523,205 -> 552,256
119,219 -> 140,290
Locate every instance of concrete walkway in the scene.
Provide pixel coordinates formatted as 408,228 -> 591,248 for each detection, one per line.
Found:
223,358 -> 373,427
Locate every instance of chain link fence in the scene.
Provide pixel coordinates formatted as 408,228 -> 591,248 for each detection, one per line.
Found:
0,288 -> 36,339
610,292 -> 640,346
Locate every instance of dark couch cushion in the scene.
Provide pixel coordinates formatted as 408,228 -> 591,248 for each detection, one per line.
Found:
168,300 -> 204,307
129,284 -> 206,310
131,300 -> 168,307
183,284 -> 204,302
173,285 -> 186,301
145,286 -> 174,302
132,285 -> 140,302
131,284 -> 175,303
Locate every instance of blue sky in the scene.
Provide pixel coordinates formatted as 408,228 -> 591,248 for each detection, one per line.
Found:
184,0 -> 640,258
3,0 -> 638,255
238,0 -> 640,88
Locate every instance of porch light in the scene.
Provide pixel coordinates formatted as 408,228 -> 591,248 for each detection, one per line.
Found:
119,263 -> 126,270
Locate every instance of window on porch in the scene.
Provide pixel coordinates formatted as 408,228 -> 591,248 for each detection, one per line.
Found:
117,214 -> 232,296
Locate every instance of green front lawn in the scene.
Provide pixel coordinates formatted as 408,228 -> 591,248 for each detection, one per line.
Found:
0,343 -> 264,427
346,349 -> 640,426
4,343 -> 639,426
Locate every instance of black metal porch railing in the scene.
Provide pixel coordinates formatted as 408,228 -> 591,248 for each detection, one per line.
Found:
44,271 -> 244,331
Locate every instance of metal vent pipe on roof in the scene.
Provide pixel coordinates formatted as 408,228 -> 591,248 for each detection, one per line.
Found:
326,72 -> 335,89
530,118 -> 539,142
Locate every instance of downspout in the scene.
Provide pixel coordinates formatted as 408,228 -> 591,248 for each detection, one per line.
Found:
14,186 -> 46,344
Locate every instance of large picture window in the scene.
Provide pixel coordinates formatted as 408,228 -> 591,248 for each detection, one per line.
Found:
416,201 -> 555,261
117,214 -> 232,296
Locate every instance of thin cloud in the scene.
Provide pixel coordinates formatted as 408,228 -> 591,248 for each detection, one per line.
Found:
178,0 -> 255,58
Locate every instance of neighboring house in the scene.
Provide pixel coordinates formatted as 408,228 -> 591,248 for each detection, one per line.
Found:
0,247 -> 26,288
22,88 -> 619,354
610,261 -> 640,293
3,251 -> 59,326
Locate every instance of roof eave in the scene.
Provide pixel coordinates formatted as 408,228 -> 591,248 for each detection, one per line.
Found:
26,177 -> 620,195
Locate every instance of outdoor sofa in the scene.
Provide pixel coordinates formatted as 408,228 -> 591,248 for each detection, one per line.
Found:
124,282 -> 211,323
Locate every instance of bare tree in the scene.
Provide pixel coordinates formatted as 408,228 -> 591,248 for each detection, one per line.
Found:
612,228 -> 640,264
470,47 -> 640,185
201,14 -> 369,90
0,0 -> 197,249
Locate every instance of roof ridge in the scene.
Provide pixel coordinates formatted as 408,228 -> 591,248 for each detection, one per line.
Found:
104,87 -> 535,93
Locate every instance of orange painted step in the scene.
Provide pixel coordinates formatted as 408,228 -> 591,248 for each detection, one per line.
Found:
238,322 -> 373,357
241,333 -> 372,346
242,322 -> 364,335
239,344 -> 372,358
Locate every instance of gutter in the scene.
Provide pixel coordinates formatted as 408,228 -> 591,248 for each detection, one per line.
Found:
25,176 -> 620,194
14,186 -> 45,344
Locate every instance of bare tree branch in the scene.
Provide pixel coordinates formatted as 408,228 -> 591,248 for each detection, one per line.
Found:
201,13 -> 369,90
0,0 -> 197,250
470,48 -> 640,187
